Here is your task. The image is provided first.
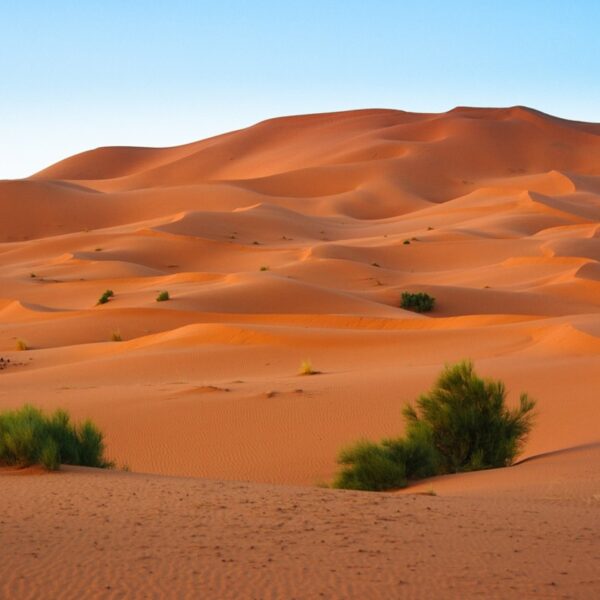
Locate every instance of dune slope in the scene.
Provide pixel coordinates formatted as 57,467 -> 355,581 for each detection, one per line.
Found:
0,106 -> 599,486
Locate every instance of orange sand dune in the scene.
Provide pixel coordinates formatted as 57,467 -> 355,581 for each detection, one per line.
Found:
1,106 -> 599,485
2,105 -> 600,598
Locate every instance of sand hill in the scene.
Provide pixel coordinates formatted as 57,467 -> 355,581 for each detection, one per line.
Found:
1,106 -> 599,598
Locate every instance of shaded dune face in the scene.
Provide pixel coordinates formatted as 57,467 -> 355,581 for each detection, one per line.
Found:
0,106 -> 599,485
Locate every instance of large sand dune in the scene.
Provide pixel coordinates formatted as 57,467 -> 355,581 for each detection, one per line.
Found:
1,106 -> 599,596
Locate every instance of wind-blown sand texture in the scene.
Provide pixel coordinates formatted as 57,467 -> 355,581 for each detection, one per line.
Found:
1,106 -> 599,597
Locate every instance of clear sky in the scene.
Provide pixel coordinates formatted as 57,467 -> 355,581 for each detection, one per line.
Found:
2,0 -> 599,178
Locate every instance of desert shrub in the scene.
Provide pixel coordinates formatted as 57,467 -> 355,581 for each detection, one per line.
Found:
156,290 -> 170,302
403,360 -> 536,473
97,289 -> 114,305
111,330 -> 122,342
334,360 -> 536,490
333,426 -> 438,492
299,359 -> 317,375
400,292 -> 435,313
15,339 -> 28,351
260,266 -> 269,271
0,405 -> 113,471
333,440 -> 407,491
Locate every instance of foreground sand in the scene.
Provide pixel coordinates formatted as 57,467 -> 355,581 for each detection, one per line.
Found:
1,445 -> 599,599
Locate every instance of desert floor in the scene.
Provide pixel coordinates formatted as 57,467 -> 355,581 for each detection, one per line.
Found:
1,106 -> 599,597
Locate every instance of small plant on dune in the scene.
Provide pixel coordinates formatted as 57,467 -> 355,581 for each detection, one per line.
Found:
156,290 -> 170,302
333,360 -> 536,491
97,290 -> 114,305
0,405 -> 113,471
15,339 -> 28,351
403,239 -> 411,245
95,248 -> 102,252
260,266 -> 269,271
299,359 -> 317,376
29,273 -> 36,278
400,292 -> 435,313
111,330 -> 122,342
404,360 -> 536,473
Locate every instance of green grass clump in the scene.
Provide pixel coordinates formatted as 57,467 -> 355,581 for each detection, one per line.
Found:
156,290 -> 170,302
334,360 -> 535,491
97,289 -> 114,305
400,291 -> 435,313
0,405 -> 113,471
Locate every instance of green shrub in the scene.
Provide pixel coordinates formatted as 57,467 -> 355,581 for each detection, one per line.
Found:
400,292 -> 435,313
333,440 -> 407,491
404,360 -> 536,473
97,289 -> 114,305
334,361 -> 536,490
0,405 -> 113,470
156,290 -> 170,302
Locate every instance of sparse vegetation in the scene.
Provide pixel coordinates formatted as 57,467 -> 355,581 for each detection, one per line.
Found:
111,330 -> 122,342
97,290 -> 114,305
404,361 -> 536,473
403,239 -> 411,245
156,291 -> 170,302
15,339 -> 28,351
260,266 -> 270,271
334,361 -> 536,491
400,292 -> 435,313
29,273 -> 36,278
299,359 -> 317,376
0,405 -> 113,470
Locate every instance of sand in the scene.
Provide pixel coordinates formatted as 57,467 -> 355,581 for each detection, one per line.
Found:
0,106 -> 599,597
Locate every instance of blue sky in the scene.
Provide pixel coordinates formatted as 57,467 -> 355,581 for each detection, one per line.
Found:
2,1 -> 599,178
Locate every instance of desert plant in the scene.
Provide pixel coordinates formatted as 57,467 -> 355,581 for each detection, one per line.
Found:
403,360 -> 536,473
334,361 -> 536,490
156,291 -> 170,302
97,289 -> 114,305
15,339 -> 28,351
333,440 -> 407,491
333,425 -> 438,491
299,359 -> 317,376
403,239 -> 411,245
400,292 -> 435,313
260,266 -> 269,271
111,330 -> 122,342
0,405 -> 113,470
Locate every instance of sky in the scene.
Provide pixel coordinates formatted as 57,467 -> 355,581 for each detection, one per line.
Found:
1,0 -> 599,178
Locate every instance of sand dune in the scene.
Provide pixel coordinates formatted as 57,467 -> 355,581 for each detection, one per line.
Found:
1,106 -> 599,596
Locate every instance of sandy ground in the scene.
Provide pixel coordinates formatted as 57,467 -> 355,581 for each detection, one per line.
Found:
1,444 -> 598,599
0,106 -> 599,597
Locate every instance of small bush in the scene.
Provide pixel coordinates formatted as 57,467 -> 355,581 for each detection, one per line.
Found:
156,291 -> 170,302
260,266 -> 269,271
400,292 -> 435,313
0,405 -> 113,470
334,361 -> 536,490
403,239 -> 411,245
299,359 -> 317,376
111,330 -> 122,342
333,440 -> 407,491
15,339 -> 28,351
404,360 -> 536,473
97,289 -> 114,305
